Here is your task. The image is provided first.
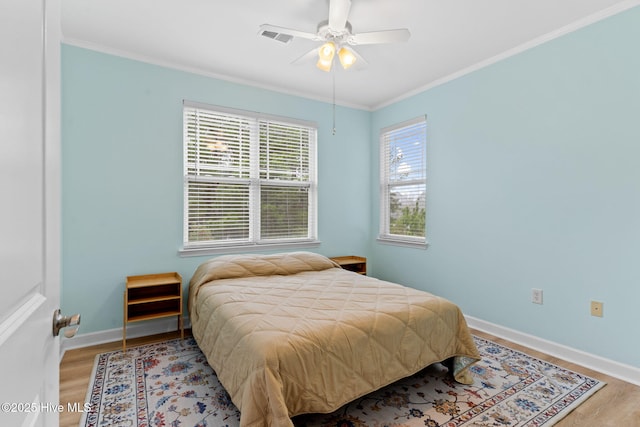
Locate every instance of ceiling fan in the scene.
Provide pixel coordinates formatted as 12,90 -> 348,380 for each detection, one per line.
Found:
258,0 -> 410,72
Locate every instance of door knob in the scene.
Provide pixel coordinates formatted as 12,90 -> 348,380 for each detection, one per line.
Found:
52,309 -> 81,338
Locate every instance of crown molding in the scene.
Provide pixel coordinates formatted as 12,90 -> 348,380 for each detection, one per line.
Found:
61,37 -> 369,111
373,0 -> 640,110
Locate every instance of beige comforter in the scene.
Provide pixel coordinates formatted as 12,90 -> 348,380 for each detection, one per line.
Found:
189,252 -> 479,427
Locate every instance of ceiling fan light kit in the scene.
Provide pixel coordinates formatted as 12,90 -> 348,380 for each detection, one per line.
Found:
337,46 -> 356,69
316,41 -> 357,72
259,0 -> 410,72
318,41 -> 336,71
258,0 -> 410,134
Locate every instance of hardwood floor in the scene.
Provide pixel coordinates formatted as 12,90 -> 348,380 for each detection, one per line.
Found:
59,329 -> 640,427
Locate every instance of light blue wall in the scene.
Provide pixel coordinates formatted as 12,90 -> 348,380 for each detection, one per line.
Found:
63,6 -> 640,368
61,45 -> 371,334
370,6 -> 640,367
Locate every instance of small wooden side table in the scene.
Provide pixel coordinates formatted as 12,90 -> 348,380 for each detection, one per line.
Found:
123,272 -> 183,351
330,255 -> 367,275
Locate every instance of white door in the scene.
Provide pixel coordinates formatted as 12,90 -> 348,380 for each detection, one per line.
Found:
0,0 -> 62,426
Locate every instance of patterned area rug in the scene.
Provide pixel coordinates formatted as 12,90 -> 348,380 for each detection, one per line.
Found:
80,336 -> 604,427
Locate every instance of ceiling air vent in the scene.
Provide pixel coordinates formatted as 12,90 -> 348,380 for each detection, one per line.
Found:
260,30 -> 293,44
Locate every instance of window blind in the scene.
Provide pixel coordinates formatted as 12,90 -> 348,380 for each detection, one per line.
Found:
183,102 -> 317,249
379,116 -> 427,245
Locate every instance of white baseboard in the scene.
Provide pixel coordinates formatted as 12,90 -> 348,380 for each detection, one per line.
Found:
60,314 -> 639,387
59,316 -> 191,361
466,315 -> 640,387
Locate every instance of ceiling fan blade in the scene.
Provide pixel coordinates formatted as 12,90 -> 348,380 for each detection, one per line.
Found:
328,0 -> 351,30
291,47 -> 319,65
258,24 -> 320,43
349,28 -> 411,45
351,49 -> 369,70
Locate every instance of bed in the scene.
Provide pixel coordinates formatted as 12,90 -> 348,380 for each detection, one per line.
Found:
188,251 -> 480,427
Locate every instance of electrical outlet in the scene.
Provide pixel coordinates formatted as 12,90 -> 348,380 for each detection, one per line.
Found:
531,288 -> 543,305
590,301 -> 603,317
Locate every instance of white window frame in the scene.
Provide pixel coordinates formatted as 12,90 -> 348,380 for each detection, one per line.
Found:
180,101 -> 319,256
378,115 -> 428,248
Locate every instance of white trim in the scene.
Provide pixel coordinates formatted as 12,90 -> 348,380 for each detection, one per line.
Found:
183,100 -> 318,129
60,311 -> 640,388
59,316 -> 191,360
379,116 -> 427,243
373,0 -> 640,110
63,1 -> 640,112
61,38 -> 367,111
466,315 -> 640,387
183,103 -> 318,250
379,115 -> 427,135
179,239 -> 321,257
376,237 -> 428,249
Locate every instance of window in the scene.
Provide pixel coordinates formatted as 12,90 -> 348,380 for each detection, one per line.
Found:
379,116 -> 427,247
182,101 -> 317,253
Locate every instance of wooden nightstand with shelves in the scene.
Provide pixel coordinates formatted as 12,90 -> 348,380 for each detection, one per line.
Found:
330,256 -> 367,275
123,272 -> 183,351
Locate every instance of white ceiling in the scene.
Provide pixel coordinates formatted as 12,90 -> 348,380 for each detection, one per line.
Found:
61,0 -> 636,110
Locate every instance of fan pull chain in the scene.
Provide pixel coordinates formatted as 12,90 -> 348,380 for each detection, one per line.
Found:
332,71 -> 336,135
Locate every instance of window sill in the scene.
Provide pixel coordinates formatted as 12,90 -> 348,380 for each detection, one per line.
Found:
376,236 -> 428,249
178,240 -> 321,257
